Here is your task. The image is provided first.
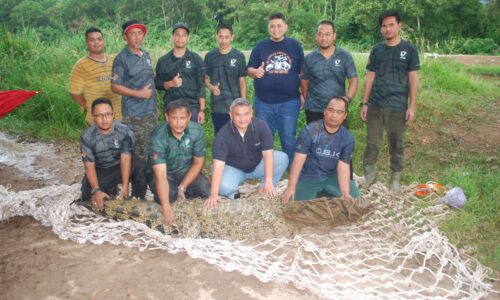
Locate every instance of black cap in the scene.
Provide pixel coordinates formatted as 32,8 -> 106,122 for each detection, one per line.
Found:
172,22 -> 189,34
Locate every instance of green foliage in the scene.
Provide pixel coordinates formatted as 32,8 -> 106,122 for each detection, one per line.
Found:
0,0 -> 498,53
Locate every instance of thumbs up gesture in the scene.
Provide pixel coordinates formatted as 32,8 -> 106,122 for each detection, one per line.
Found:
171,73 -> 183,88
211,82 -> 221,96
255,62 -> 266,78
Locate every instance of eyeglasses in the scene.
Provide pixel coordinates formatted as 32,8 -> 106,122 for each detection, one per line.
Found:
93,112 -> 114,119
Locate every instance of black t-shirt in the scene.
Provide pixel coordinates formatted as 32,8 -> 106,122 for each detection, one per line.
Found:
212,118 -> 274,172
204,48 -> 247,113
154,49 -> 206,108
366,39 -> 420,111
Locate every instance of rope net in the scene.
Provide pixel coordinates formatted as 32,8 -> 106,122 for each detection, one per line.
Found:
0,182 -> 497,299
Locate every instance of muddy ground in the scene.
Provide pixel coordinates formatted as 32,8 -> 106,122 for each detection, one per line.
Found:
1,55 -> 499,299
0,137 -> 317,300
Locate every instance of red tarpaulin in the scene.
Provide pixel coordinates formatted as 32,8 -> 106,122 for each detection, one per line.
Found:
0,90 -> 40,118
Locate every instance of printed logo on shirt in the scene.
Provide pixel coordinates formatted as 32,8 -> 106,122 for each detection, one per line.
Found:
265,52 -> 291,74
230,58 -> 237,67
186,60 -> 192,69
185,138 -> 191,148
147,59 -> 152,65
334,59 -> 341,67
315,147 -> 340,159
254,142 -> 261,147
400,51 -> 407,60
96,75 -> 111,82
114,139 -> 120,148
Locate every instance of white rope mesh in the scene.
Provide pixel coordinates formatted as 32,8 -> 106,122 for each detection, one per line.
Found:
0,182 -> 497,299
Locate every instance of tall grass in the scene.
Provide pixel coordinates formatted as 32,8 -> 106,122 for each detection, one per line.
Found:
1,28 -> 499,271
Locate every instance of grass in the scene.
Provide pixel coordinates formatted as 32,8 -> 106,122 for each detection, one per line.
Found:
1,29 -> 499,272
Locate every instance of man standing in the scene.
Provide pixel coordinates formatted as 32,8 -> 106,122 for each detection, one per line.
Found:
205,98 -> 288,208
204,23 -> 247,134
281,98 -> 360,202
111,19 -> 157,161
80,98 -> 146,210
148,100 -> 210,225
155,23 -> 206,123
69,27 -> 121,124
360,11 -> 420,192
301,20 -> 358,124
247,13 -> 304,165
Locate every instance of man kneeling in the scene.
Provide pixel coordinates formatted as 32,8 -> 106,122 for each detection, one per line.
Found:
281,97 -> 360,202
80,98 -> 147,209
148,100 -> 210,225
205,98 -> 288,208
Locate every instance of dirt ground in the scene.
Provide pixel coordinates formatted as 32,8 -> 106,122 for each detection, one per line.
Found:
1,55 -> 499,299
0,137 -> 319,300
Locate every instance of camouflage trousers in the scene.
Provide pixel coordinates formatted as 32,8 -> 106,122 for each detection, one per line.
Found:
123,113 -> 157,161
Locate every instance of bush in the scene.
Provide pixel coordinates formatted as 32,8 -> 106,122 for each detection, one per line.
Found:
460,38 -> 498,55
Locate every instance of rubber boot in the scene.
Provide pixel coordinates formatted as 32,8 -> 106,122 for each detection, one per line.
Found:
389,172 -> 401,192
363,165 -> 377,188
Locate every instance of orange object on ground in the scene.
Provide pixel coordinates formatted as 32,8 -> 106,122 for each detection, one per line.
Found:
414,182 -> 443,197
0,90 -> 40,118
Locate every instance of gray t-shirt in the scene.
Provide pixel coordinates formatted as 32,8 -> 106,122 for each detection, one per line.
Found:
80,121 -> 135,168
112,46 -> 158,117
366,40 -> 420,111
301,47 -> 357,112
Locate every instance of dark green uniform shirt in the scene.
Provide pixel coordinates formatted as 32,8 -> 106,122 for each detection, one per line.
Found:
154,49 -> 206,109
204,48 -> 246,113
148,121 -> 205,175
302,47 -> 357,112
366,39 -> 420,111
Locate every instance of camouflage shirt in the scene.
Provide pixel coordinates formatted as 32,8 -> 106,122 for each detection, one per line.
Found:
80,121 -> 135,168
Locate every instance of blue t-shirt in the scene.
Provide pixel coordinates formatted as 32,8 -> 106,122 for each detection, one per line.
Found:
247,37 -> 304,103
295,120 -> 354,181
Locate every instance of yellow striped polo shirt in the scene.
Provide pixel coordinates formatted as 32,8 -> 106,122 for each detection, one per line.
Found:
69,55 -> 122,123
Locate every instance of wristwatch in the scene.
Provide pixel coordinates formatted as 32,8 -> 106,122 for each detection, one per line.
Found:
178,185 -> 186,193
91,187 -> 101,195
360,102 -> 368,107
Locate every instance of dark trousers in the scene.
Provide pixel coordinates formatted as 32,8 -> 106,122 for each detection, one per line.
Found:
363,105 -> 406,172
305,110 -> 354,180
211,112 -> 231,135
81,158 -> 147,201
148,170 -> 210,204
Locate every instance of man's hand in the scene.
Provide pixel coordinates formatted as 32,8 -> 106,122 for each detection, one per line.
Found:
92,191 -> 109,210
360,104 -> 368,122
177,186 -> 186,201
280,187 -> 295,204
255,62 -> 265,78
341,193 -> 353,201
171,73 -> 182,88
211,82 -> 221,96
204,194 -> 220,208
405,107 -> 415,125
257,181 -> 276,198
138,84 -> 153,99
162,207 -> 175,226
119,184 -> 129,200
197,111 -> 205,124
